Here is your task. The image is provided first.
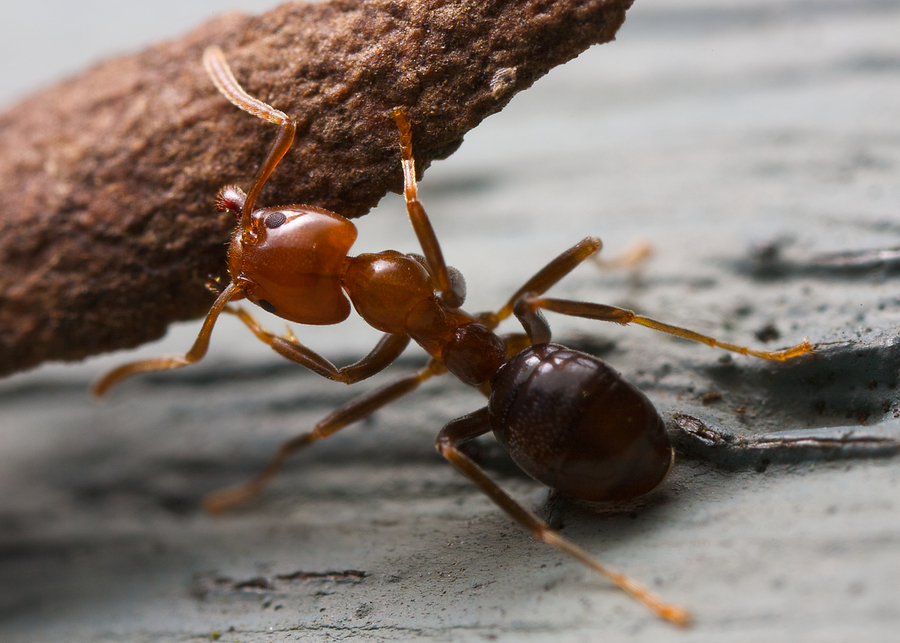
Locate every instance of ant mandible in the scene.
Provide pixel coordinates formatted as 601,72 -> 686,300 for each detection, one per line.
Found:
94,45 -> 814,627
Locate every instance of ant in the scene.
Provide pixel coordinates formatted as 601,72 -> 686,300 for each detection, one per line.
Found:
95,45 -> 814,627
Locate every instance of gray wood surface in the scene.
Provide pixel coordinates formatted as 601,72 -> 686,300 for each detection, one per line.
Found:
2,1 -> 900,641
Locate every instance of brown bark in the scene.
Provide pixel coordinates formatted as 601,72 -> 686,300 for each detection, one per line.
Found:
0,0 -> 633,377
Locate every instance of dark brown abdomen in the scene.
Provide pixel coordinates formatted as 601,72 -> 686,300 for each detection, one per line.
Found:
488,344 -> 672,502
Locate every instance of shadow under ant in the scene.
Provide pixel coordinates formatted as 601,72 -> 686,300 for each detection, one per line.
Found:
647,336 -> 900,475
700,336 -> 900,428
733,238 -> 900,282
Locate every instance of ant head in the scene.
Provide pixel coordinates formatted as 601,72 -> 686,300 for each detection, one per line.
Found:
227,204 -> 359,326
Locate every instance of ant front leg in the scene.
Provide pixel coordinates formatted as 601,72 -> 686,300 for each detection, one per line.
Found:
518,296 -> 813,361
93,282 -> 245,396
436,408 -> 690,626
392,108 -> 464,308
229,307 -> 410,384
205,359 -> 447,512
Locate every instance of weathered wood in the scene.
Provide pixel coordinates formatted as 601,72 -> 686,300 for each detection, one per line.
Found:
0,0 -> 632,376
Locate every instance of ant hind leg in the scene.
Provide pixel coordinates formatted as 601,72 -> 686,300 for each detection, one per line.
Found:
436,408 -> 690,626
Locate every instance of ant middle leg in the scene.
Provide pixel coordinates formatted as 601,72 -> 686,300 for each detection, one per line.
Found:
229,306 -> 410,384
478,236 -> 603,329
205,358 -> 448,512
392,108 -> 464,308
518,295 -> 813,361
436,408 -> 690,626
591,240 -> 654,270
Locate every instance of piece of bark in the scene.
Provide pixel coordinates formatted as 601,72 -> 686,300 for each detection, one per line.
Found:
0,0 -> 633,377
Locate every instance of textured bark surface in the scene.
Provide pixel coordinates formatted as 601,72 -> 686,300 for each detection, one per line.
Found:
0,0 -> 633,377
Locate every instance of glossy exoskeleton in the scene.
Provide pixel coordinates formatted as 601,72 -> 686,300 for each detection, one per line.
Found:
96,46 -> 814,626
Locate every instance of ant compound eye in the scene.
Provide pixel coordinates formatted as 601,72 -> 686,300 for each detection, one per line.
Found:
257,299 -> 277,314
264,212 -> 287,229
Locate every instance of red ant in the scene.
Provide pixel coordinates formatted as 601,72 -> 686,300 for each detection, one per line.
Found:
94,45 -> 814,626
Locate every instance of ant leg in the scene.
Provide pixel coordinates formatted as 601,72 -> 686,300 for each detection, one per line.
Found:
93,282 -> 245,396
203,46 -> 296,241
499,332 -> 532,360
520,295 -> 813,361
205,359 -> 447,512
436,408 -> 690,626
407,253 -> 467,305
592,240 -> 654,270
228,306 -> 410,384
479,237 -> 603,329
391,108 -> 464,308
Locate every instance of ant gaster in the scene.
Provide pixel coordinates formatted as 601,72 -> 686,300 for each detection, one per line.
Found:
95,45 -> 814,626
